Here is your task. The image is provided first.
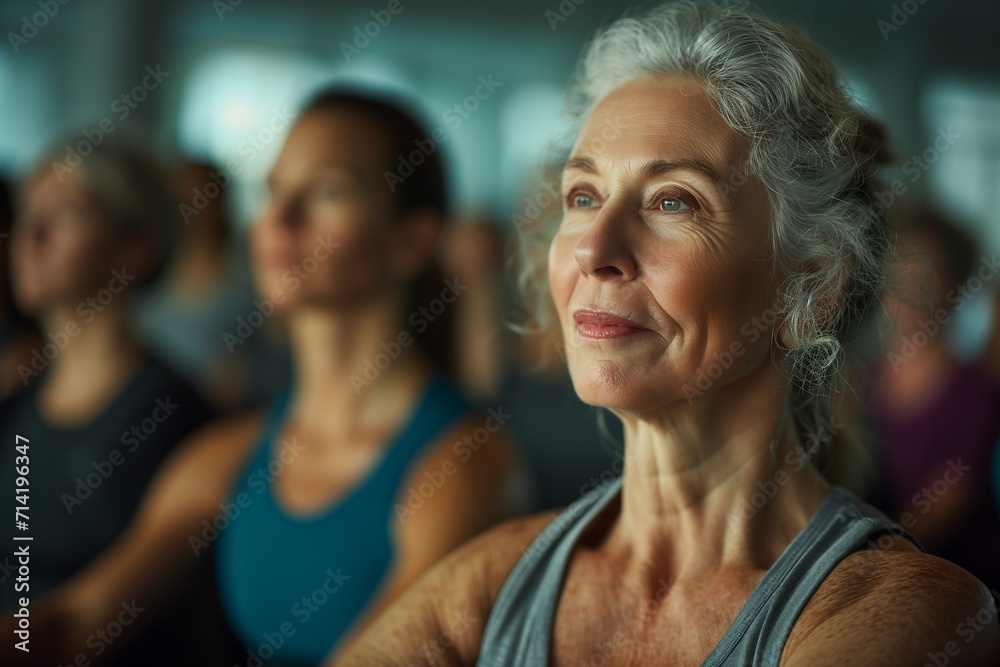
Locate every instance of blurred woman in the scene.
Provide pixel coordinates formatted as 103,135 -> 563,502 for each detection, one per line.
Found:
336,3 -> 998,665
2,89 -> 525,666
0,142 -> 213,604
869,206 -> 1000,593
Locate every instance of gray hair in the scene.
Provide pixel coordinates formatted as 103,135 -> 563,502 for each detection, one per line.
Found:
520,0 -> 891,487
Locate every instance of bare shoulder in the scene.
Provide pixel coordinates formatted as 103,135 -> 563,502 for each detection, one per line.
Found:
142,409 -> 264,521
175,410 -> 263,472
783,543 -> 999,666
464,508 -> 562,595
336,509 -> 560,666
400,407 -> 529,525
348,408 -> 536,647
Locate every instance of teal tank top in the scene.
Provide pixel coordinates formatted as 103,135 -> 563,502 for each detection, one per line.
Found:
477,477 -> 924,666
217,374 -> 470,666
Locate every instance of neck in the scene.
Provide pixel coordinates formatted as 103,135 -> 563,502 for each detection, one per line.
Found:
285,292 -> 432,438
38,303 -> 144,417
613,364 -> 832,583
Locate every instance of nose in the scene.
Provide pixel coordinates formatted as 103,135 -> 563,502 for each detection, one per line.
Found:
573,204 -> 637,281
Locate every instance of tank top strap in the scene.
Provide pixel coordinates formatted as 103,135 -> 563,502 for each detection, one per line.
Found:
477,477 -> 624,666
248,375 -> 469,508
703,486 -> 925,666
216,375 -> 473,663
362,373 -> 471,494
477,482 -> 923,667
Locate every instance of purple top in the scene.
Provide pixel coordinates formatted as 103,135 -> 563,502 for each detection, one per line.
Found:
872,362 -> 1000,591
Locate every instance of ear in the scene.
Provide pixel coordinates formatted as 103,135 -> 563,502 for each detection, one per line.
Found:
390,207 -> 442,281
777,260 -> 850,349
777,290 -> 845,349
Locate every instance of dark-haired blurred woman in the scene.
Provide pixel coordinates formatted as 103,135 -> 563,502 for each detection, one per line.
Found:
1,90 -> 526,666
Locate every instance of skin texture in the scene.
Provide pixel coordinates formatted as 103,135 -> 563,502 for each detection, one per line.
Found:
0,109 -> 524,665
334,76 -> 1000,666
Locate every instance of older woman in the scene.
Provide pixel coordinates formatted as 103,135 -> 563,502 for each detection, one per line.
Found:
335,3 -> 999,665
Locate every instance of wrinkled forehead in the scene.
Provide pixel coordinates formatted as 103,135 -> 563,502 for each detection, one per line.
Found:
568,75 -> 750,182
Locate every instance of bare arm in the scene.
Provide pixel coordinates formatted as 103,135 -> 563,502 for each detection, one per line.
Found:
0,412 -> 260,664
326,412 -> 532,660
782,551 -> 999,667
332,508 -> 557,666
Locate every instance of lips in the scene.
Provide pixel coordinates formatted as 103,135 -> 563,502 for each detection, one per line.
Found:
573,309 -> 650,340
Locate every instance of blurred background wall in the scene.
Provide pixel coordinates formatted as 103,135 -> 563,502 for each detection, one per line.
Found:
1,0 -> 998,338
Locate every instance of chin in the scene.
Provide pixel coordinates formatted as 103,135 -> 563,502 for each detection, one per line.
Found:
568,359 -> 679,414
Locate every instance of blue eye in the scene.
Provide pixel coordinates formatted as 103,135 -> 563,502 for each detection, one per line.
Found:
659,197 -> 691,212
570,194 -> 596,208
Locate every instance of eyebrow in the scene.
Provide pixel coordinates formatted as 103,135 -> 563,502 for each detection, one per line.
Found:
563,156 -> 726,190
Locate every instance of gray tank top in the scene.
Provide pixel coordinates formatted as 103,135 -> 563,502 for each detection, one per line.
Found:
476,476 -> 922,666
